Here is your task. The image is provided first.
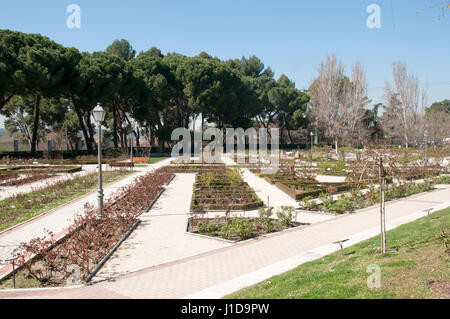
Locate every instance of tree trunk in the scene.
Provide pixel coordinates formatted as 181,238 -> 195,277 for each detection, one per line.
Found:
135,129 -> 140,147
30,94 -> 41,154
287,129 -> 294,144
85,115 -> 95,151
279,127 -> 285,144
335,139 -> 339,155
192,114 -> 197,133
71,95 -> 93,152
112,101 -> 119,148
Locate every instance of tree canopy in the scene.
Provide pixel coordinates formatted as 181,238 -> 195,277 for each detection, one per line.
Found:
0,29 -> 312,152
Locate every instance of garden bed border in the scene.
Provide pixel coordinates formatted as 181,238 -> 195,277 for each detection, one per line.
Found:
146,188 -> 166,212
85,219 -> 141,283
185,217 -> 310,244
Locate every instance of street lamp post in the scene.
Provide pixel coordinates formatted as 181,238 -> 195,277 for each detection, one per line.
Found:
92,103 -> 106,218
130,121 -> 137,171
310,131 -> 314,165
424,130 -> 429,173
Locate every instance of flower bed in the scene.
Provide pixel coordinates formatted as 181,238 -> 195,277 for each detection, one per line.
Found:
0,155 -> 129,166
0,170 -> 130,232
190,166 -> 263,211
0,167 -> 174,288
258,172 -> 353,200
0,165 -> 82,176
318,160 -> 347,176
187,206 -> 307,242
109,161 -> 134,168
170,161 -> 225,169
300,179 -> 437,214
0,173 -> 56,187
0,166 -> 83,187
171,163 -> 227,173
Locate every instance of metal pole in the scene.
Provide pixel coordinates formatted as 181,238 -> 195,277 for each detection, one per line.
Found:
65,126 -> 69,151
381,176 -> 386,253
379,161 -> 383,253
424,136 -> 428,173
98,123 -> 104,218
130,131 -> 134,171
379,157 -> 386,254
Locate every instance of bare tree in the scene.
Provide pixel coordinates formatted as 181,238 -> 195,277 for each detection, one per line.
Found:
438,1 -> 450,20
385,62 -> 422,148
381,90 -> 403,143
345,62 -> 369,146
425,111 -> 450,142
309,54 -> 348,153
309,55 -> 369,152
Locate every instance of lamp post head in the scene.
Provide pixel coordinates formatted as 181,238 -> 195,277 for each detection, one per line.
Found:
92,103 -> 106,123
310,131 -> 314,137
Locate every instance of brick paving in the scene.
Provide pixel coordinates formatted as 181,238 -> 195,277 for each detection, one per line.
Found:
0,184 -> 448,299
93,173 -> 231,281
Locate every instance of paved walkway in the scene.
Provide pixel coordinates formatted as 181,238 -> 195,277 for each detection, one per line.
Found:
93,174 -> 231,281
0,159 -> 172,276
315,174 -> 346,183
0,165 -> 103,201
241,169 -> 334,224
1,184 -> 448,299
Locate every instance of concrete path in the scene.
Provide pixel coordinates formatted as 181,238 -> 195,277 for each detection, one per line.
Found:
0,165 -> 103,201
221,153 -> 334,223
315,174 -> 346,183
2,183 -> 448,298
93,174 -> 231,282
241,169 -> 334,224
0,159 -> 172,272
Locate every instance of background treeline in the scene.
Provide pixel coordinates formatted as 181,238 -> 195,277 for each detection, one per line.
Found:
0,30 -> 310,153
308,54 -> 450,152
1,30 -> 449,154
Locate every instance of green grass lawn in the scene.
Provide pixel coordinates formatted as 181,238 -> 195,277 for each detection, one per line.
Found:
226,208 -> 450,299
0,170 -> 131,232
148,157 -> 169,164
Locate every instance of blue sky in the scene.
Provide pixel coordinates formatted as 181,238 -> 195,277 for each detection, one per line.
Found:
1,0 -> 449,127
